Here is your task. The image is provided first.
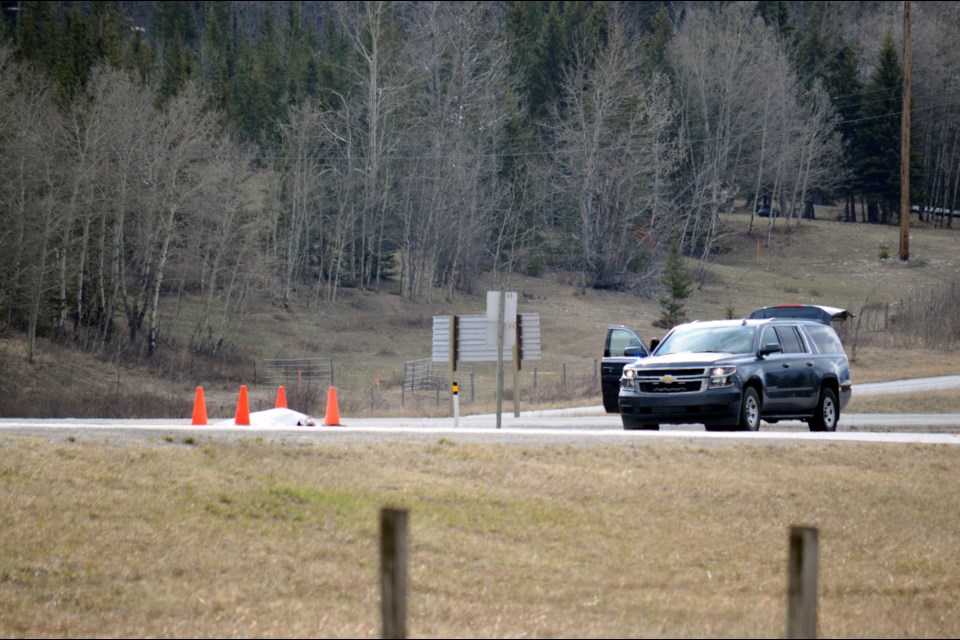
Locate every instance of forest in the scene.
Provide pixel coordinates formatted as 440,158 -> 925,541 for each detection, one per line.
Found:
1,1 -> 958,364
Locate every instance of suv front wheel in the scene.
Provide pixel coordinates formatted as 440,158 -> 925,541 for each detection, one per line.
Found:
809,387 -> 838,432
737,387 -> 762,431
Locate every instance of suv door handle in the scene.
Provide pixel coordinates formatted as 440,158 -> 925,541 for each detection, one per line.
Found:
782,363 -> 790,368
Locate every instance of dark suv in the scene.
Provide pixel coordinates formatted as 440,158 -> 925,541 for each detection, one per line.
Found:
617,318 -> 851,432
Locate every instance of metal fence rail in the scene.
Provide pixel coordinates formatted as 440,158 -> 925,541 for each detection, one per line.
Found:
261,357 -> 334,386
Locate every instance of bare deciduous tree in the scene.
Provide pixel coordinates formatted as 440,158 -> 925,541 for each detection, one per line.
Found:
0,54 -> 63,361
398,0 -> 518,300
544,7 -> 679,290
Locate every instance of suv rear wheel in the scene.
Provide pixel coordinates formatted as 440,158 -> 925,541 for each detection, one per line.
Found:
809,387 -> 838,432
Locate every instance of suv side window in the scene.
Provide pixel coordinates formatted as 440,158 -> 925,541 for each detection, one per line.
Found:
760,326 -> 781,351
606,328 -> 644,357
774,325 -> 805,353
805,324 -> 845,354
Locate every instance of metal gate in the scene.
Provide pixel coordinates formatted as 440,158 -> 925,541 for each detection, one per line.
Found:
261,357 -> 334,386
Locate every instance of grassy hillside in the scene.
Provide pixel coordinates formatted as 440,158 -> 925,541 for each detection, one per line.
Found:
2,206 -> 959,420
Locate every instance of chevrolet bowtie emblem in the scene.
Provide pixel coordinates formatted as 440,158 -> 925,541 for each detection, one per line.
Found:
659,375 -> 677,384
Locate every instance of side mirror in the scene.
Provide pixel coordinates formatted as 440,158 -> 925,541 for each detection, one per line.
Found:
649,338 -> 660,352
759,343 -> 782,357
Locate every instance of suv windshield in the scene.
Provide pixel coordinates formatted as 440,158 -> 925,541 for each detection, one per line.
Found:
657,325 -> 755,355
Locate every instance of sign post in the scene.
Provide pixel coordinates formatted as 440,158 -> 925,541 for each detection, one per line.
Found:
448,315 -> 458,415
513,321 -> 521,417
496,291 -> 505,429
452,381 -> 459,428
488,291 -> 517,429
431,305 -> 541,420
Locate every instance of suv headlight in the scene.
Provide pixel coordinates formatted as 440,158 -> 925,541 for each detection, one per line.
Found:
708,366 -> 737,388
622,369 -> 636,380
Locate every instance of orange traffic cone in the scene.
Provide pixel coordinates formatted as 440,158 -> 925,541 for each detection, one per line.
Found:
324,386 -> 341,426
235,385 -> 251,425
275,385 -> 288,409
192,386 -> 208,425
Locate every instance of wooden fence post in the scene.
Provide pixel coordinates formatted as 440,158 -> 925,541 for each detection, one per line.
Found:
381,508 -> 408,640
787,525 -> 819,639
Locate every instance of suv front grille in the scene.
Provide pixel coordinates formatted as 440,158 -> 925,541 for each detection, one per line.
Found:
638,380 -> 703,393
624,367 -> 708,394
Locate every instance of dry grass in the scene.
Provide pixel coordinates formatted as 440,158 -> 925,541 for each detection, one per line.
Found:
847,389 -> 960,413
1,436 -> 958,638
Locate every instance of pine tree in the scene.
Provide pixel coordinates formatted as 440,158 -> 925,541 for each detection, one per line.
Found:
793,4 -> 862,221
151,1 -> 196,103
642,7 -> 673,73
91,2 -> 125,69
16,1 -> 61,74
854,32 -> 902,223
123,28 -> 153,84
755,0 -> 793,42
655,240 -> 693,330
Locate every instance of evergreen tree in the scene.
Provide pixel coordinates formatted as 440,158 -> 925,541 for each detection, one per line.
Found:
228,3 -> 285,148
55,3 -> 92,106
315,16 -> 351,109
793,3 -> 862,218
124,27 -> 153,84
197,2 -> 239,115
755,0 -> 792,43
150,1 -> 197,103
284,1 -> 320,106
641,7 -> 673,73
655,240 -> 693,330
506,1 -> 606,123
91,2 -> 125,69
16,1 -> 60,74
855,32 -> 902,223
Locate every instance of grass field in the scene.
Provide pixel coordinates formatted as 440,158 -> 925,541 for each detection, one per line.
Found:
1,209 -> 959,638
1,436 -> 959,638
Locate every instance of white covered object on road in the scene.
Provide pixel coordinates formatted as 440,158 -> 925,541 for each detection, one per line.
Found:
218,407 -> 317,427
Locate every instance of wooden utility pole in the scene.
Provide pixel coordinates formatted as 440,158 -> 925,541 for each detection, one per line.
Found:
900,0 -> 912,262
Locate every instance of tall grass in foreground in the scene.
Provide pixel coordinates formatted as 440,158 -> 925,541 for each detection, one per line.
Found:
1,438 -> 958,638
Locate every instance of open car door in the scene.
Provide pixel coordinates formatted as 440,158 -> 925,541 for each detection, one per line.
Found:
601,325 -> 649,413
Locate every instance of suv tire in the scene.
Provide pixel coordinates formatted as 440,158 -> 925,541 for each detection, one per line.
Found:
738,387 -> 762,431
809,387 -> 838,432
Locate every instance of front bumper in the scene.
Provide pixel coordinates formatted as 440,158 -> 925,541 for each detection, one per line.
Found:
618,388 -> 743,425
